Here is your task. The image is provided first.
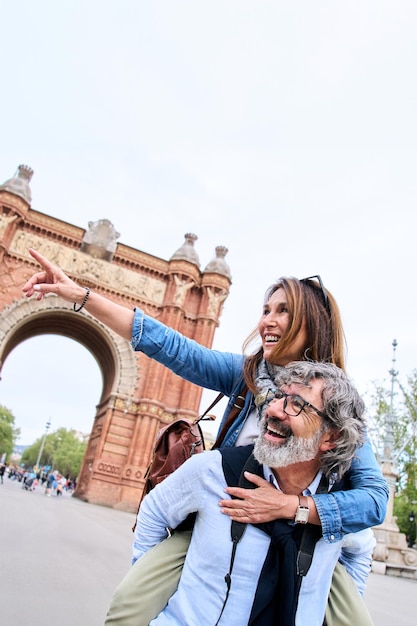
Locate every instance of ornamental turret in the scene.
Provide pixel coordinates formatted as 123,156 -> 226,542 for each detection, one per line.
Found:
0,164 -> 33,205
170,233 -> 200,267
203,246 -> 231,280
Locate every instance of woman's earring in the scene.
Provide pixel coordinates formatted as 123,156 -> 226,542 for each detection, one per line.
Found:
303,347 -> 313,361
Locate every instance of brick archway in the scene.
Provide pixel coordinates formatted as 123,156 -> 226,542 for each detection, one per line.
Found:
0,165 -> 231,511
0,295 -> 138,402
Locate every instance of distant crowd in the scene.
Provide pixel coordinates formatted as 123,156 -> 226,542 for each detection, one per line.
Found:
0,462 -> 76,495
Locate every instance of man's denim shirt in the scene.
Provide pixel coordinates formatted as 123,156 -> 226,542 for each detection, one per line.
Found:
131,308 -> 388,542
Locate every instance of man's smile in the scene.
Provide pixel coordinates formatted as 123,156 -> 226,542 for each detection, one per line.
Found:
264,419 -> 292,441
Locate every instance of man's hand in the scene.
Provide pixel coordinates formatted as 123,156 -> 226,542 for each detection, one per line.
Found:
218,471 -> 297,524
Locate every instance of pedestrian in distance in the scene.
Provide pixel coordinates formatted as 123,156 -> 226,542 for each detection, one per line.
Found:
45,471 -> 56,497
0,463 -> 6,484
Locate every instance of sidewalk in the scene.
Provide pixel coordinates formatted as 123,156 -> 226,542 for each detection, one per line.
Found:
0,475 -> 415,625
364,571 -> 416,626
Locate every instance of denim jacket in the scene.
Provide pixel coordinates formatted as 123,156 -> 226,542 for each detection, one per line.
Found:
131,309 -> 388,542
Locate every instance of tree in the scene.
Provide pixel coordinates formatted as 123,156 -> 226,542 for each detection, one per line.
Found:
50,429 -> 87,479
368,369 -> 417,538
21,427 -> 87,480
0,404 -> 20,461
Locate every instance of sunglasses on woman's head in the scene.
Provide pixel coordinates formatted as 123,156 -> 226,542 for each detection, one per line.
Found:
300,275 -> 331,316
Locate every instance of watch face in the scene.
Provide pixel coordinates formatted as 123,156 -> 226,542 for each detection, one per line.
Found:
295,506 -> 309,524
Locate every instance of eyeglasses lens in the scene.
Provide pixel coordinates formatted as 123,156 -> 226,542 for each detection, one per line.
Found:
274,390 -> 303,417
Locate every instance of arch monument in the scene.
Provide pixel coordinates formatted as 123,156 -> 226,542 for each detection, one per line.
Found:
0,165 -> 232,511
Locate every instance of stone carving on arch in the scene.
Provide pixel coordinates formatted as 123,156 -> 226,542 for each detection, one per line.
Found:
0,294 -> 138,402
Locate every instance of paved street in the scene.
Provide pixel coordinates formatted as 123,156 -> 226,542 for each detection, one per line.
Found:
0,475 -> 415,626
0,476 -> 133,626
364,570 -> 416,626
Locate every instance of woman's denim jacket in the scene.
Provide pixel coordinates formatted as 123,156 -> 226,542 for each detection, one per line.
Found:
131,309 -> 388,543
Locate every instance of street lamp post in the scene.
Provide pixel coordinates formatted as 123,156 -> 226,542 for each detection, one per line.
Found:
35,419 -> 51,469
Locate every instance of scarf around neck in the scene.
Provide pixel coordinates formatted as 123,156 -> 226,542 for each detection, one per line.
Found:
254,359 -> 285,421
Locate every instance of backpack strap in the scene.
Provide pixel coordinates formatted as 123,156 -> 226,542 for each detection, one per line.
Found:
215,446 -> 255,625
212,385 -> 248,449
296,473 -> 328,576
194,392 -> 224,425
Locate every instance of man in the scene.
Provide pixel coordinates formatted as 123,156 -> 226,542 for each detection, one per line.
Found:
132,361 -> 374,625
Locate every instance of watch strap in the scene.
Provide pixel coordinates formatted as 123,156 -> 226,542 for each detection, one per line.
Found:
298,495 -> 308,509
294,494 -> 310,524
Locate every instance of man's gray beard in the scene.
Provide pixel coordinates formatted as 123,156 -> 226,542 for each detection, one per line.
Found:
253,426 -> 326,469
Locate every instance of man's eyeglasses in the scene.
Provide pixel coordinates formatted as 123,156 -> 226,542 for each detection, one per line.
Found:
264,388 -> 328,421
300,275 -> 331,316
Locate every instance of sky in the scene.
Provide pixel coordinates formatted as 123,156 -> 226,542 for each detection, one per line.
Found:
1,1 -> 416,446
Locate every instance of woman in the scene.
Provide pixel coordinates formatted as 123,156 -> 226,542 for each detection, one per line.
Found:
22,250 -> 386,625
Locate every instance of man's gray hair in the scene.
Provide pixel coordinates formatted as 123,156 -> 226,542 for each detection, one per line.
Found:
275,361 -> 366,480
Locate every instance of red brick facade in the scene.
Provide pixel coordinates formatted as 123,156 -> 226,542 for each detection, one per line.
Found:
0,166 -> 231,511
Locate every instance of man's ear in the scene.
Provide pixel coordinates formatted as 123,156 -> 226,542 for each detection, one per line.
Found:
319,429 -> 339,452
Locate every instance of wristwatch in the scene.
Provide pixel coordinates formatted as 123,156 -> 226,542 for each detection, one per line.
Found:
294,495 -> 310,524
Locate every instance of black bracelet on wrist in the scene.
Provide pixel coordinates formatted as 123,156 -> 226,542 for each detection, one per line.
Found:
73,287 -> 91,313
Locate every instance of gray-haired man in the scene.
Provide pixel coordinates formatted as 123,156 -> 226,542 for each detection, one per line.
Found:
132,361 -> 375,625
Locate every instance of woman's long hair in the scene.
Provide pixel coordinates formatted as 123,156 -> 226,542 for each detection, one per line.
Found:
243,277 -> 346,393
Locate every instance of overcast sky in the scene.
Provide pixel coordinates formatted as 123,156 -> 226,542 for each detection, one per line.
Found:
1,1 -> 416,445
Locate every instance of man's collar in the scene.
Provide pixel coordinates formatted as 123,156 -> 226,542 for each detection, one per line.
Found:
263,465 -> 323,495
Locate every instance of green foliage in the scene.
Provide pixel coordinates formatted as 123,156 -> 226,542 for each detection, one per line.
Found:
393,494 -> 417,547
21,427 -> 87,480
0,404 -> 21,461
369,370 -> 417,537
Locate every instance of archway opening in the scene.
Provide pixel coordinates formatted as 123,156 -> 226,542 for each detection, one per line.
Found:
0,335 -> 103,446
